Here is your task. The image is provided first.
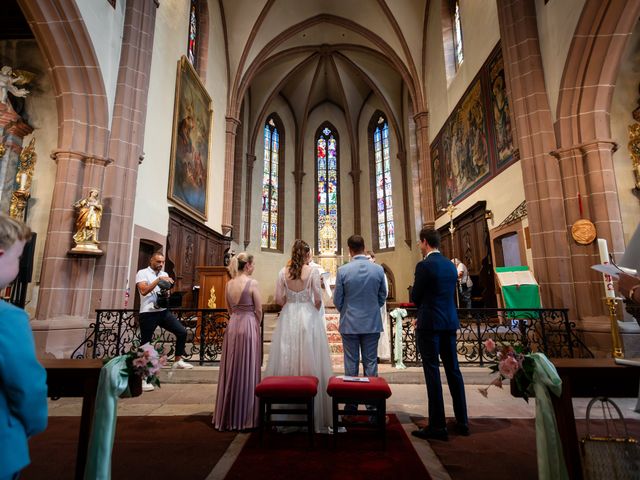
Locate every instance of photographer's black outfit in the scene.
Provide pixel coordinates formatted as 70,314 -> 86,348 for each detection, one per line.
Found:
136,267 -> 187,357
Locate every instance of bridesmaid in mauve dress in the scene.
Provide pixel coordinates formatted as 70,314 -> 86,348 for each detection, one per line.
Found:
213,252 -> 262,431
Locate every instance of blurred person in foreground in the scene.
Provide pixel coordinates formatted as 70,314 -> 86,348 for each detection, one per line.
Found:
0,214 -> 47,480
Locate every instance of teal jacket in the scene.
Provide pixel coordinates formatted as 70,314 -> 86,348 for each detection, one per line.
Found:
0,300 -> 48,478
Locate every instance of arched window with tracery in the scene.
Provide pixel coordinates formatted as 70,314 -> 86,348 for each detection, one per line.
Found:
261,115 -> 285,250
441,0 -> 464,83
369,113 -> 395,250
452,0 -> 464,68
187,0 -> 199,68
315,124 -> 340,254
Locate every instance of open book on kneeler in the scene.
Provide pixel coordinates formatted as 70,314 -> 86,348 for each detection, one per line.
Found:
495,266 -> 541,319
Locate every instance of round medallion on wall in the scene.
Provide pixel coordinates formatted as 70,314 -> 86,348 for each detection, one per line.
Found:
571,219 -> 597,245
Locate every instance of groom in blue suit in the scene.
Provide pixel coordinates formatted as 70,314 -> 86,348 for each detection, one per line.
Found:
334,235 -> 387,379
411,228 -> 469,441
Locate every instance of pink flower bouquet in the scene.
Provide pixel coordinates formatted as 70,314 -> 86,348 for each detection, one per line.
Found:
125,343 -> 168,388
478,339 -> 535,401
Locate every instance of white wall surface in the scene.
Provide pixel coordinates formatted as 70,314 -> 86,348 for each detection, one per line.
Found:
535,0 -> 585,120
75,0 -> 126,123
134,0 -> 188,236
203,0 -> 229,232
426,0 -> 501,137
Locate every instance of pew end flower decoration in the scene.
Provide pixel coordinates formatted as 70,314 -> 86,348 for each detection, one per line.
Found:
125,342 -> 168,388
478,338 -> 535,402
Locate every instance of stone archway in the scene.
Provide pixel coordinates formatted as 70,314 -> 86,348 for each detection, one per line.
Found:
18,0 -> 111,322
554,0 -> 640,321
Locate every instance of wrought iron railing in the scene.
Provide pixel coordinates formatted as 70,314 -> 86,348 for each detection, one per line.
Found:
389,308 -> 593,366
71,308 -> 264,365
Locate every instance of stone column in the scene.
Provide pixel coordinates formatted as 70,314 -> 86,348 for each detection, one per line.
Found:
348,168 -> 361,234
243,153 -> 256,249
91,0 -> 158,310
293,167 -> 306,240
397,149 -> 413,247
222,116 -> 240,236
413,111 -> 434,229
497,0 -> 577,316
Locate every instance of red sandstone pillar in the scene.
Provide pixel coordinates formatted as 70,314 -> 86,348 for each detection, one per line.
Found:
413,112 -> 434,229
222,116 -> 241,236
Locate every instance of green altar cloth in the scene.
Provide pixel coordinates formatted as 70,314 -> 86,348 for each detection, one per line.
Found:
496,266 -> 541,318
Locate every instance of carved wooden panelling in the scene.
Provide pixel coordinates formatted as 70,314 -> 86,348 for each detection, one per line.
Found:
439,201 -> 496,308
167,207 -> 231,307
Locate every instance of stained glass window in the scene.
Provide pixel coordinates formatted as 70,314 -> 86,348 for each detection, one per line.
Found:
373,116 -> 395,249
316,125 -> 339,253
261,117 -> 281,249
453,0 -> 464,69
187,0 -> 198,68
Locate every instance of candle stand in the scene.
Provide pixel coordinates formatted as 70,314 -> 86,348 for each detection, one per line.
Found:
605,297 -> 624,359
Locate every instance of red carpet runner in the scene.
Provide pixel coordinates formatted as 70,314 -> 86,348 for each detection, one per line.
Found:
226,414 -> 431,479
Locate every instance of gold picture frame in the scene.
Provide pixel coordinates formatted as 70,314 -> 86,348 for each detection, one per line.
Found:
168,56 -> 212,221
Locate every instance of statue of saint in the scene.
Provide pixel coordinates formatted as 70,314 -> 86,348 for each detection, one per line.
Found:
72,189 -> 103,250
0,66 -> 29,109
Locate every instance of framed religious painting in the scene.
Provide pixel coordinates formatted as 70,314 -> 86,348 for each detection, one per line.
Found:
168,55 -> 212,221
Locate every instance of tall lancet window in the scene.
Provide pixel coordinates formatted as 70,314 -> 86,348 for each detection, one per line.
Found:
316,124 -> 340,254
261,116 -> 284,250
371,115 -> 395,249
452,0 -> 464,69
187,0 -> 199,68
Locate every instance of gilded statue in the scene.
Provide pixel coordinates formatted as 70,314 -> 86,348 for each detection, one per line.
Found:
71,188 -> 103,253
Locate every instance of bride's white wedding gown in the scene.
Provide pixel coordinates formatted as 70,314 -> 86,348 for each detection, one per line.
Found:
265,267 -> 333,433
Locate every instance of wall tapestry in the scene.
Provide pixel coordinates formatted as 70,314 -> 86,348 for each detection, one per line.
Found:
431,44 -> 517,216
168,55 -> 212,221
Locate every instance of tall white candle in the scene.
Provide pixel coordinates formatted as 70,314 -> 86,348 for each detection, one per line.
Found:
597,238 -> 615,298
19,173 -> 27,190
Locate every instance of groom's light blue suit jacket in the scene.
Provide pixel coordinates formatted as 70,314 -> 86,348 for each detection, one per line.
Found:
334,255 -> 387,334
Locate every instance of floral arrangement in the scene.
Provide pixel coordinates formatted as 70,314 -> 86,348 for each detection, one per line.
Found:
478,338 -> 535,401
125,343 -> 167,388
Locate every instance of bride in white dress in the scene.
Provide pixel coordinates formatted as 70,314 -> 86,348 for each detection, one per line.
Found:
265,239 -> 333,433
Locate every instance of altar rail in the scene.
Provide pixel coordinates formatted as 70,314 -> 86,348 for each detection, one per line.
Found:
70,309 -> 264,365
389,307 -> 593,366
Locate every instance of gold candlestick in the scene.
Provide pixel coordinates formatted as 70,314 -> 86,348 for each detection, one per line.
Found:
606,297 -> 624,359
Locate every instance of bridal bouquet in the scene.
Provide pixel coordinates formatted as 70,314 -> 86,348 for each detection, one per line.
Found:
125,342 -> 167,388
478,338 -> 535,401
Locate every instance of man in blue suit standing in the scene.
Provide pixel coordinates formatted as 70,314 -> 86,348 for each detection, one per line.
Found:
334,235 -> 387,380
411,228 -> 469,441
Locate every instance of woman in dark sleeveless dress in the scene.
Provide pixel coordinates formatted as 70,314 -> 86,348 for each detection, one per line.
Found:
213,252 -> 262,430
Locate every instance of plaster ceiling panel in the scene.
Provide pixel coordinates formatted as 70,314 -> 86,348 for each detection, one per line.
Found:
382,0 -> 427,80
270,24 -> 380,58
332,58 -> 372,128
279,59 -> 320,122
247,54 -> 311,125
340,50 -> 404,117
307,58 -> 345,114
221,0 -> 271,79
239,0 -> 407,80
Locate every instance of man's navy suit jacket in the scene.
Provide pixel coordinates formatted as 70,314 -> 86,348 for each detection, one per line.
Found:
411,252 -> 459,331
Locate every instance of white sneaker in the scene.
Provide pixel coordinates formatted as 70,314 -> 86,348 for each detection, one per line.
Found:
142,380 -> 155,392
173,359 -> 194,369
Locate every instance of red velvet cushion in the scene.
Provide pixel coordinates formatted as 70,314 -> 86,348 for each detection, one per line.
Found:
255,376 -> 319,398
326,376 -> 392,399
397,302 -> 415,307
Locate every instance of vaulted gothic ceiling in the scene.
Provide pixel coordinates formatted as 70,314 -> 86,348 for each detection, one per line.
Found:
220,0 -> 430,151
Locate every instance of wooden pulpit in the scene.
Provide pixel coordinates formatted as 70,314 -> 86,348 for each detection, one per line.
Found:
196,266 -> 230,310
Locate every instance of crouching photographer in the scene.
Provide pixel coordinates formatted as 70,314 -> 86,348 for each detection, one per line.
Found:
136,252 -> 193,391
